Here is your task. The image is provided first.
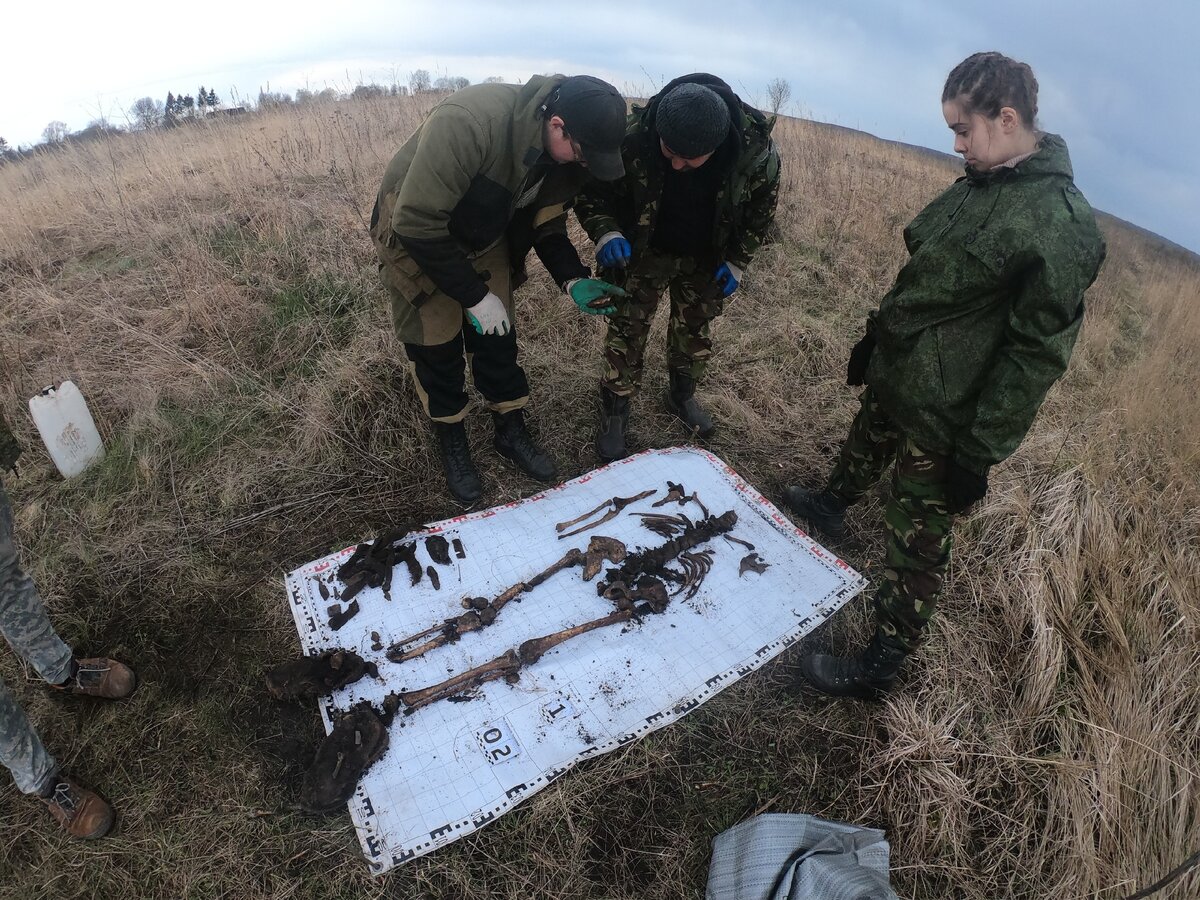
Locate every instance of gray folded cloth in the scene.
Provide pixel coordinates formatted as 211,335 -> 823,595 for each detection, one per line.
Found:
706,813 -> 898,900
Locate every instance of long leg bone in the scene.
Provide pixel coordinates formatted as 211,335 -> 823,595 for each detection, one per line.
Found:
522,575 -> 670,666
401,573 -> 672,714
398,650 -> 520,712
386,536 -> 626,663
518,609 -> 634,664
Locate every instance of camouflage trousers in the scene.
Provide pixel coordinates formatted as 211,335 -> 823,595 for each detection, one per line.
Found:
0,477 -> 72,794
827,388 -> 953,653
601,251 -> 724,397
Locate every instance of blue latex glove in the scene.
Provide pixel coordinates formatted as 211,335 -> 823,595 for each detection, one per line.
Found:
597,234 -> 632,269
714,262 -> 742,298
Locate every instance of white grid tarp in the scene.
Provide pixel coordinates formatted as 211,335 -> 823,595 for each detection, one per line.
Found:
282,447 -> 865,873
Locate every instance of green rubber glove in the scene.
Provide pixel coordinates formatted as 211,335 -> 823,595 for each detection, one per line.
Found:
566,278 -> 628,316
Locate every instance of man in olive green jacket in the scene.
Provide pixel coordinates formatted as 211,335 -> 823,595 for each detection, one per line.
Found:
371,75 -> 628,504
785,132 -> 1104,697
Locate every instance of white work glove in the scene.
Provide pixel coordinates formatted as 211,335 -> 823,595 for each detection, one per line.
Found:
465,292 -> 511,336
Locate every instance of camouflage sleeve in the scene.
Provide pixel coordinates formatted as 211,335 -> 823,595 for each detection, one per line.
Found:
726,142 -> 781,269
954,241 -> 1100,473
573,176 -> 626,245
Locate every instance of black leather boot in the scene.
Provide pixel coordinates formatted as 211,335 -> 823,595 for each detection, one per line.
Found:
492,410 -> 556,481
798,631 -> 908,700
781,486 -> 850,541
664,371 -> 715,437
595,388 -> 631,462
433,421 -> 482,504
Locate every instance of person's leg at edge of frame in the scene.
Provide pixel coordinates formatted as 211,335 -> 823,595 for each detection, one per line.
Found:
0,478 -> 134,700
596,274 -> 663,462
663,269 -> 720,437
0,480 -> 73,688
798,435 -> 953,699
0,676 -> 113,839
0,675 -> 57,798
784,386 -> 901,541
0,485 -> 117,839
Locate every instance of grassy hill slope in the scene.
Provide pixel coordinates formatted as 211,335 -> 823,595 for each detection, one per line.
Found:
0,94 -> 1196,899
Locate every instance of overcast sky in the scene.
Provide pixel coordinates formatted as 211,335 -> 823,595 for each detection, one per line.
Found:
2,1 -> 1196,252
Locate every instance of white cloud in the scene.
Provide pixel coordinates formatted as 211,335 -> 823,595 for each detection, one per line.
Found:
1,0 -> 1195,250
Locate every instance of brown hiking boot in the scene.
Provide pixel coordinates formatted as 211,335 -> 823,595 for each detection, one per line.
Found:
51,658 -> 137,699
39,775 -> 115,839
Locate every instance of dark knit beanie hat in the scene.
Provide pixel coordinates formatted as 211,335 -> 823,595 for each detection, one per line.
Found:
655,83 -> 730,157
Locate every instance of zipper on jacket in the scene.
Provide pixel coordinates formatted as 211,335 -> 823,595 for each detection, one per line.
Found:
935,185 -> 972,241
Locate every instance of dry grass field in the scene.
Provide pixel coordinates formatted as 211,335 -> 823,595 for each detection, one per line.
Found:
0,93 -> 1197,899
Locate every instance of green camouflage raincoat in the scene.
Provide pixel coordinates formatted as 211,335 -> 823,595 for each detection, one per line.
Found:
866,133 -> 1105,475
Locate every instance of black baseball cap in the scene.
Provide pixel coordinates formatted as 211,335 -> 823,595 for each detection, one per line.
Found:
548,75 -> 627,180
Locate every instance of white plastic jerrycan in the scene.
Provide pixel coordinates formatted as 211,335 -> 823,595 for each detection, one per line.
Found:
28,381 -> 106,478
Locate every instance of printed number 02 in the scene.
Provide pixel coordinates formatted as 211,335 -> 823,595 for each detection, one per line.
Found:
482,727 -> 513,762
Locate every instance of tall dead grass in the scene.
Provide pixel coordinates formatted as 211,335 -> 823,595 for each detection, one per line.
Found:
0,94 -> 1196,899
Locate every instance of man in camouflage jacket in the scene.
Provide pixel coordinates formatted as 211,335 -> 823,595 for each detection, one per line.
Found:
784,132 -> 1105,698
371,74 -> 628,504
0,410 -> 137,839
574,74 -> 781,460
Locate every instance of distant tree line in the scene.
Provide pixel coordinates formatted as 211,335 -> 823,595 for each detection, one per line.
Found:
248,72 -> 478,110
1,71 -> 490,162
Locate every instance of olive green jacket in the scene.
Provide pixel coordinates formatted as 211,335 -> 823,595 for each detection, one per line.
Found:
866,133 -> 1105,474
0,410 -> 21,472
574,73 -> 780,270
371,76 -> 590,307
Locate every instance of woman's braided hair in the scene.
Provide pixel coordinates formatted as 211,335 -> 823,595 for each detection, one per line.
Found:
943,52 -> 1039,128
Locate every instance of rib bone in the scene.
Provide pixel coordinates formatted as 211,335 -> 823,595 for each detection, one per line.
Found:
603,511 -> 737,591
